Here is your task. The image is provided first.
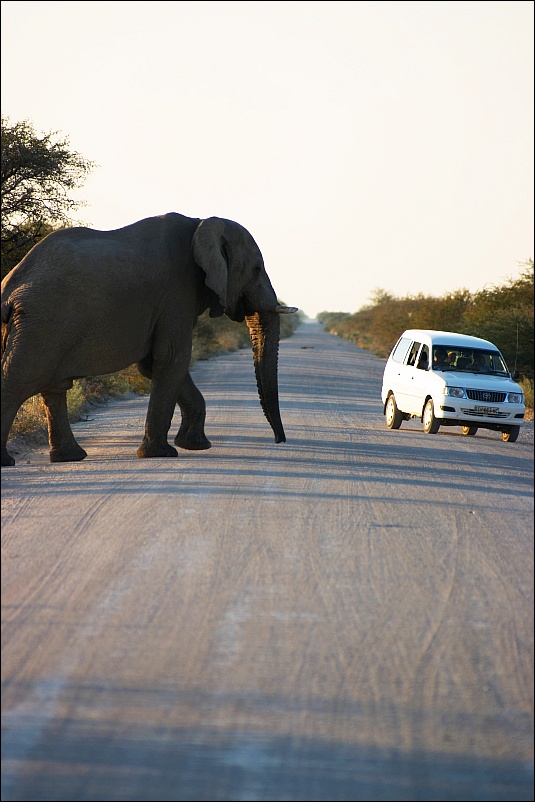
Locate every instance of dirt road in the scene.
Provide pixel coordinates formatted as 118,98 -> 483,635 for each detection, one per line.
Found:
2,322 -> 533,801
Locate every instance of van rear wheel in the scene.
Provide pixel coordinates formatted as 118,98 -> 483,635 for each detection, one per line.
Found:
461,426 -> 478,436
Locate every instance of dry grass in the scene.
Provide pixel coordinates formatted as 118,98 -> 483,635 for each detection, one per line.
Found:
10,367 -> 151,443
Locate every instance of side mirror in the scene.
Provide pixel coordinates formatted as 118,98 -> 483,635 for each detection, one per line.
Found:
511,370 -> 520,380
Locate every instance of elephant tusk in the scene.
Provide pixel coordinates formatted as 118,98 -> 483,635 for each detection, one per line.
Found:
272,305 -> 299,314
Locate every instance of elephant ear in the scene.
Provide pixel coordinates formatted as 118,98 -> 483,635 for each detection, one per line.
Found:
192,217 -> 228,308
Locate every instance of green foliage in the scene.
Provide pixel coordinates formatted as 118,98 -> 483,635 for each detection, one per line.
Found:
322,261 -> 534,381
519,377 -> 533,414
459,264 -> 533,376
1,219 -> 59,278
1,116 -> 94,278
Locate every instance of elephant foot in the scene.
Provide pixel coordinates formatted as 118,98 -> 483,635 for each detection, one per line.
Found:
136,439 -> 178,459
2,448 -> 15,467
50,444 -> 88,463
174,429 -> 211,451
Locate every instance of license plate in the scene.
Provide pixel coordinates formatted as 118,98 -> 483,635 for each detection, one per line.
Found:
475,406 -> 499,415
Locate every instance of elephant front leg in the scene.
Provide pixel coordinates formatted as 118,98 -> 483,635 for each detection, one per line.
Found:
174,372 -> 211,451
41,390 -> 87,463
137,376 -> 179,459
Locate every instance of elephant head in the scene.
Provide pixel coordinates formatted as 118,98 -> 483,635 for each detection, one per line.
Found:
192,217 -> 296,443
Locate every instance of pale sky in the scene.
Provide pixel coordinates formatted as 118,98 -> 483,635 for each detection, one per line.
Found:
2,0 -> 533,318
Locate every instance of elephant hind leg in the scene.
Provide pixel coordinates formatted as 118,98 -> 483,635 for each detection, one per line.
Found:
41,390 -> 87,463
1,391 -> 20,466
1,380 -> 36,466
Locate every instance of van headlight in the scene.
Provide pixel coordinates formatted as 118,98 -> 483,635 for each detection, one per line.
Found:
507,392 -> 523,403
443,386 -> 466,398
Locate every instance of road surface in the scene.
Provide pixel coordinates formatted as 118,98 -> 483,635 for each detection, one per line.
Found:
2,322 -> 533,801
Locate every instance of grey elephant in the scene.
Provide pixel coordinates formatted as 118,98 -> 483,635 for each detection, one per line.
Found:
1,213 -> 297,466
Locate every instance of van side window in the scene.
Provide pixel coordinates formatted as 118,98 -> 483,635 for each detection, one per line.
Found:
406,342 -> 422,367
391,337 -> 412,364
416,345 -> 429,370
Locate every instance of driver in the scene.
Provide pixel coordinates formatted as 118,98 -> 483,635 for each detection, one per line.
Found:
468,353 -> 488,372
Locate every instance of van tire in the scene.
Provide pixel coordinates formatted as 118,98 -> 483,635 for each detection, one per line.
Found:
385,394 -> 403,429
423,399 -> 440,434
502,426 -> 520,443
461,426 -> 478,436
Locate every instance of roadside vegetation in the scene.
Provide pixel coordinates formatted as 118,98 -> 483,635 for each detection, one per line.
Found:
1,116 -> 95,279
318,261 -> 534,415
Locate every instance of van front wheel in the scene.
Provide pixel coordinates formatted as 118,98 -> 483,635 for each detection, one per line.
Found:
423,399 -> 440,434
385,394 -> 403,429
502,426 -> 520,443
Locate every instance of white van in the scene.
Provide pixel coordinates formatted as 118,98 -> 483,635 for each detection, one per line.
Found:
381,329 -> 525,442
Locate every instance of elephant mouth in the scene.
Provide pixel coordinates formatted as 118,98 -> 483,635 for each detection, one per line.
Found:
226,299 -> 246,322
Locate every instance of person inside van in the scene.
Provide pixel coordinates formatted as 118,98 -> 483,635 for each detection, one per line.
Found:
468,353 -> 488,372
446,352 -> 457,366
432,347 -> 449,370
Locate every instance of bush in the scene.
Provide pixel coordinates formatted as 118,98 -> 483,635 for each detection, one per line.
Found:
323,262 -> 534,381
191,311 -> 250,361
519,378 -> 534,419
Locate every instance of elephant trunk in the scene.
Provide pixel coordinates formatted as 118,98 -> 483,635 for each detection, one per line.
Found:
245,310 -> 286,443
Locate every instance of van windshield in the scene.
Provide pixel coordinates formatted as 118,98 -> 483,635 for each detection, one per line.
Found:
432,347 -> 509,375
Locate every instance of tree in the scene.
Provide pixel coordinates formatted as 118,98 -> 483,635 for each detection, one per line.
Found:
322,264 -> 533,376
1,116 -> 94,278
461,261 -> 534,378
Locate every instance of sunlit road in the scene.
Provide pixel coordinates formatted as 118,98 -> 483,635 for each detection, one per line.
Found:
2,322 -> 533,801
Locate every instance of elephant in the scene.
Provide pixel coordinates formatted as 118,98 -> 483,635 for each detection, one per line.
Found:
1,213 -> 297,466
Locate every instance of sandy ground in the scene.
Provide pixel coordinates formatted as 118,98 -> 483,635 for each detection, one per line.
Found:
2,322 -> 533,801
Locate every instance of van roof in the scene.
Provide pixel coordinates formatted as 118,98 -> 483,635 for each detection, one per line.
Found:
401,329 -> 498,349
